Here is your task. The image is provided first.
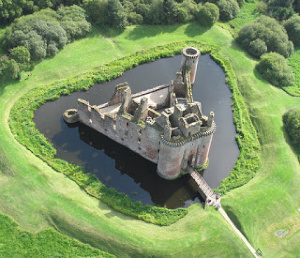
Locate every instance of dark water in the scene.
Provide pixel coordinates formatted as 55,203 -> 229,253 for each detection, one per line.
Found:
33,55 -> 239,208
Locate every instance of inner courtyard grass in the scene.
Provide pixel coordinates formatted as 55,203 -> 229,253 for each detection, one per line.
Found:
0,16 -> 300,258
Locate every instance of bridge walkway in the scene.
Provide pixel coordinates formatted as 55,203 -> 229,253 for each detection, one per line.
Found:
187,166 -> 221,208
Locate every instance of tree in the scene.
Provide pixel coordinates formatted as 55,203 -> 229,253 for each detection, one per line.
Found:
82,0 -> 107,25
105,0 -> 127,28
248,38 -> 267,58
237,16 -> 294,58
145,0 -> 164,24
284,15 -> 300,47
2,59 -> 20,80
3,9 -> 69,61
10,46 -> 30,64
0,0 -> 29,24
236,0 -> 244,8
56,5 -> 91,40
294,0 -> 300,13
256,52 -> 295,87
162,0 -> 180,24
267,0 -> 294,21
197,2 -> 219,27
178,0 -> 198,21
209,0 -> 239,21
283,108 -> 300,148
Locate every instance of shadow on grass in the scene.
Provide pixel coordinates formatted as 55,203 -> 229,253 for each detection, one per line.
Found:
281,124 -> 300,162
222,205 -> 247,237
46,211 -> 117,255
184,22 -> 210,38
98,25 -> 126,38
0,78 -> 19,96
125,24 -> 183,41
125,22 -> 210,41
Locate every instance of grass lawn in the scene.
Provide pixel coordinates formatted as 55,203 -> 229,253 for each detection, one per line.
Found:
287,48 -> 300,96
0,6 -> 300,257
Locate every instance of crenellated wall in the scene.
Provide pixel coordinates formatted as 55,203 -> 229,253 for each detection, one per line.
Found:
157,122 -> 215,179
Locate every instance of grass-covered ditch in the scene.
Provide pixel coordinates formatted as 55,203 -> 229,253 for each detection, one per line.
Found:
9,40 -> 260,225
0,213 -> 113,257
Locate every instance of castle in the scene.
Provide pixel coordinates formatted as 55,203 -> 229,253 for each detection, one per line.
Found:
63,47 -> 216,180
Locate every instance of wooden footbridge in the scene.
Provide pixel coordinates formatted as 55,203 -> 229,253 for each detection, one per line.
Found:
187,166 -> 221,208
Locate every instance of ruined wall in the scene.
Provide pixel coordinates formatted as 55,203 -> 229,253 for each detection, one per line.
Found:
77,99 -> 162,164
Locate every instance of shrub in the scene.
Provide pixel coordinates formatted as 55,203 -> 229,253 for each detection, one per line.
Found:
3,6 -> 91,62
209,0 -> 240,21
266,0 -> 294,21
127,12 -> 144,24
248,38 -> 267,58
256,1 -> 268,14
4,10 -> 68,60
2,59 -> 20,80
256,52 -> 295,87
105,0 -> 127,28
197,2 -> 219,27
236,0 -> 245,8
237,16 -> 294,58
162,0 -> 180,24
284,15 -> 300,47
145,0 -> 164,24
294,1 -> 300,13
56,5 -> 91,41
82,0 -> 108,25
283,108 -> 300,148
177,7 -> 189,22
10,46 -> 31,64
178,0 -> 199,21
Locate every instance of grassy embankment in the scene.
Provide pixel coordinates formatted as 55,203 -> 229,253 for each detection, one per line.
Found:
0,213 -> 112,257
1,2 -> 300,256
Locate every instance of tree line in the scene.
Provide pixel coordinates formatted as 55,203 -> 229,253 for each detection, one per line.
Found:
0,5 -> 91,79
0,0 -> 249,80
0,0 -> 248,27
2,0 -> 300,84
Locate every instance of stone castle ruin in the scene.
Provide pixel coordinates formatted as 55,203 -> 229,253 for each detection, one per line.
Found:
64,47 -> 216,180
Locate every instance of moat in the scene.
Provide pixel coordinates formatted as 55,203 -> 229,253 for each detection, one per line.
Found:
34,54 -> 239,208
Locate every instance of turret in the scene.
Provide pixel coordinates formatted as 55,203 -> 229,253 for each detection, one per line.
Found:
181,47 -> 200,84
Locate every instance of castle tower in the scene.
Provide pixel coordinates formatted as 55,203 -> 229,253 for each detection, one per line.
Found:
181,47 -> 200,84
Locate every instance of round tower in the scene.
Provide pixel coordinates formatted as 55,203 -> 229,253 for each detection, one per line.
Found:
181,47 -> 201,84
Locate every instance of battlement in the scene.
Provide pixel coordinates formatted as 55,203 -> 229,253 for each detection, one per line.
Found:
182,47 -> 200,59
